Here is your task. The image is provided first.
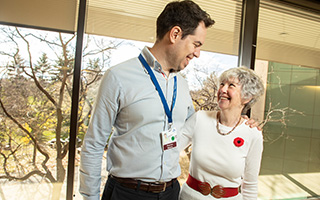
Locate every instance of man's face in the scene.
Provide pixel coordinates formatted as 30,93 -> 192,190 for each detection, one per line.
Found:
172,21 -> 207,72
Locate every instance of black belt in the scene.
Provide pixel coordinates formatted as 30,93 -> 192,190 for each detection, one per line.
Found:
110,175 -> 177,193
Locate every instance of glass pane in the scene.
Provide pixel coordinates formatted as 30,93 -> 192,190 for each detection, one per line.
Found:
0,25 -> 75,199
258,0 -> 320,198
78,0 -> 242,199
260,61 -> 320,199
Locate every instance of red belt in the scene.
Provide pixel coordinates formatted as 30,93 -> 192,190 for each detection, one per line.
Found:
186,174 -> 239,198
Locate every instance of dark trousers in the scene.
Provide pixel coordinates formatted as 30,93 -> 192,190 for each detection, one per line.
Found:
101,175 -> 180,200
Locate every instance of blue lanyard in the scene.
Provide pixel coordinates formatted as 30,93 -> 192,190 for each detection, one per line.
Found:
138,54 -> 177,124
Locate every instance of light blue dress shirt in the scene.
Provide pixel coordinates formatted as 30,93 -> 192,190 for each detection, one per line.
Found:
79,47 -> 195,200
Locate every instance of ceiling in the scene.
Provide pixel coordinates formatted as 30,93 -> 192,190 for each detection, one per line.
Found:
0,0 -> 319,68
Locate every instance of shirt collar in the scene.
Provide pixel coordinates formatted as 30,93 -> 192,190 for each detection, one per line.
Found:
141,46 -> 178,79
141,46 -> 162,73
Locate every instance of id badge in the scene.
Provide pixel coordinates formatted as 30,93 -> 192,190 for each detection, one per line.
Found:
161,126 -> 177,151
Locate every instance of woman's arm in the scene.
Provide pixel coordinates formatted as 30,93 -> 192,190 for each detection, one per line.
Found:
241,131 -> 264,200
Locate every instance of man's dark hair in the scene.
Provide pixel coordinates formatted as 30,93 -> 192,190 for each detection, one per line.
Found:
156,0 -> 215,41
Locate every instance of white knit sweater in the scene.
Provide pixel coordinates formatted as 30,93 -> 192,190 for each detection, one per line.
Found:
179,110 -> 263,200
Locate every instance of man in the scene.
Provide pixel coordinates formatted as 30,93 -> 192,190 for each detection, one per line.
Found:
80,1 -> 253,200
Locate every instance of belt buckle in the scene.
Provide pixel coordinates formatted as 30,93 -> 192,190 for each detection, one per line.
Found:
211,185 -> 226,198
198,182 -> 211,195
162,182 -> 167,192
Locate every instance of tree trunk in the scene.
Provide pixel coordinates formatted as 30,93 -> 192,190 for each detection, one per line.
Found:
53,105 -> 66,199
51,182 -> 64,200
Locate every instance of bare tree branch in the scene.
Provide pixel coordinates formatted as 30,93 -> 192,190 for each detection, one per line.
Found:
15,28 -> 57,107
0,98 -> 56,182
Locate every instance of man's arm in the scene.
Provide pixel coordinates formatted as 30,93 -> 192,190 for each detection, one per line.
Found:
79,70 -> 121,200
242,115 -> 262,131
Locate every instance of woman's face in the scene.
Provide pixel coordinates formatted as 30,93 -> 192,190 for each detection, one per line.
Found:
218,77 -> 248,112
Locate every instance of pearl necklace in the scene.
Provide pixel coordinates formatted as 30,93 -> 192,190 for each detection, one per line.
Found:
216,111 -> 242,136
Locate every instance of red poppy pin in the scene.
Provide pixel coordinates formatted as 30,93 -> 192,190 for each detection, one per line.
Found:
234,137 -> 244,147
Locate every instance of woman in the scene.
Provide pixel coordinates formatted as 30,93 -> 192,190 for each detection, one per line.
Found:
179,67 -> 264,200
